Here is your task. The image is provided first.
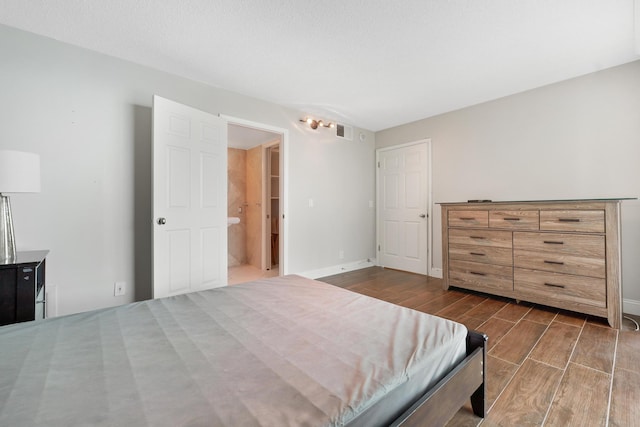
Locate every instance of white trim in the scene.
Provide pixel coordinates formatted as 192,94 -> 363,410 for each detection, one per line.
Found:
376,139 -> 433,276
45,284 -> 57,318
426,141 -> 434,274
430,267 -> 443,279
298,259 -> 377,280
221,115 -> 290,275
220,115 -> 287,135
635,0 -> 640,55
623,298 -> 640,316
262,141 -> 280,271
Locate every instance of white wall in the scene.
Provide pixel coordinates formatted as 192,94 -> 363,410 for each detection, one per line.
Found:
376,60 -> 640,312
0,24 -> 376,316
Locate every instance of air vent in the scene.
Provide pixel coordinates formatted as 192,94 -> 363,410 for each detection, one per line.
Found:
336,124 -> 353,141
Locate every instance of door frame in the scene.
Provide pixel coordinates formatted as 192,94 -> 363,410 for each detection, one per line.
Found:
221,115 -> 289,275
263,140 -> 280,271
376,139 -> 434,276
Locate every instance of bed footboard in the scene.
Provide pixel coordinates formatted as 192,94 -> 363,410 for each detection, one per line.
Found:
391,329 -> 488,427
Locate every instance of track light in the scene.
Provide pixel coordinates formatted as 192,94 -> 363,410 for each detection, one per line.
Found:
300,117 -> 334,130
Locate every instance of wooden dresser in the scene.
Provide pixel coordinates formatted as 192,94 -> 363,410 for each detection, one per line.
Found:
440,200 -> 627,328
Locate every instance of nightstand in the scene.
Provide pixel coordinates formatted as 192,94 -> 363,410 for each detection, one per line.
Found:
0,250 -> 48,326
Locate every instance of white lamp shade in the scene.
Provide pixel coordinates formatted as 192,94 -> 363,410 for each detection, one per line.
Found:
0,150 -> 41,193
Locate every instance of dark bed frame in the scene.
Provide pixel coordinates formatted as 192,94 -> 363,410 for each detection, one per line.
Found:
390,330 -> 488,427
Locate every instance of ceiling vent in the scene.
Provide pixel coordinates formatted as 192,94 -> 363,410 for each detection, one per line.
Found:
336,124 -> 353,141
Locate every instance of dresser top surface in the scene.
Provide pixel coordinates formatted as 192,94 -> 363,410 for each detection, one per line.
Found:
438,198 -> 636,206
0,250 -> 49,267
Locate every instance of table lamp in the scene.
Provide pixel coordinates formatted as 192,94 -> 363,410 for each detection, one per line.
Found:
0,150 -> 41,263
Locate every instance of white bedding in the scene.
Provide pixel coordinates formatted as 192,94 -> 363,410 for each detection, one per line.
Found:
0,275 -> 467,426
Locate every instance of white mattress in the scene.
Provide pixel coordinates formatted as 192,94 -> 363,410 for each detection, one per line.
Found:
0,275 -> 467,426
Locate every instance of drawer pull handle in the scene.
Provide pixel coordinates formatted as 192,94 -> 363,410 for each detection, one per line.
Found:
470,271 -> 486,276
504,218 -> 521,221
558,218 -> 581,222
544,282 -> 566,289
470,236 -> 486,240
543,240 -> 564,245
460,217 -> 476,220
470,252 -> 485,256
544,260 -> 565,265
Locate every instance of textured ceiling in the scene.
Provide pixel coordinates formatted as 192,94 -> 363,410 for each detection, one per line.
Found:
0,0 -> 638,131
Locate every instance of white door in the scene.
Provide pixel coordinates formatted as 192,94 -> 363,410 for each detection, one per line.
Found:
377,142 -> 429,274
152,96 -> 227,298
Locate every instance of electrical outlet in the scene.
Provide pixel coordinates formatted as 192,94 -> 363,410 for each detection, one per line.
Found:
114,281 -> 126,296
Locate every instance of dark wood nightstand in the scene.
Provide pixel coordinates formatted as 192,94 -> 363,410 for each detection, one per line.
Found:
0,250 -> 48,326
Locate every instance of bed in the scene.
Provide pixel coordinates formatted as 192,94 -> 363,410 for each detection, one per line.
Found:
0,275 -> 486,426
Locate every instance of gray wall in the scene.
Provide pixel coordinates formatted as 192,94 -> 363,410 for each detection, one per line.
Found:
376,60 -> 640,313
0,24 -> 376,316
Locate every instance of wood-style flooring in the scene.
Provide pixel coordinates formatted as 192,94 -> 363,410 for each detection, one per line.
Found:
318,267 -> 640,427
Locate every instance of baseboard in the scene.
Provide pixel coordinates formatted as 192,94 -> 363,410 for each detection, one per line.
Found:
429,267 -> 443,279
299,259 -> 377,280
623,298 -> 640,316
45,284 -> 58,318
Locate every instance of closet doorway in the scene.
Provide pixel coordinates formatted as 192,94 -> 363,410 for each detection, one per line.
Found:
226,119 -> 287,285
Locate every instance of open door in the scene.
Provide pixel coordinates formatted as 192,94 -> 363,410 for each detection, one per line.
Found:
152,96 -> 228,298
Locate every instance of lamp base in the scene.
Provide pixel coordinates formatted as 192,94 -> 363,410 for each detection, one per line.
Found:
0,194 -> 16,263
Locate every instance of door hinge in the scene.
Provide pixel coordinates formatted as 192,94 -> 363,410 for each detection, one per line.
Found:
377,161 -> 380,168
378,244 -> 380,251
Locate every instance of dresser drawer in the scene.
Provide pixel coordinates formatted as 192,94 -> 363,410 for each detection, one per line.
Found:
489,210 -> 539,230
449,260 -> 513,293
513,232 -> 605,257
449,244 -> 513,266
449,228 -> 512,248
514,250 -> 605,278
539,210 -> 604,233
513,232 -> 605,278
448,210 -> 488,228
514,268 -> 606,308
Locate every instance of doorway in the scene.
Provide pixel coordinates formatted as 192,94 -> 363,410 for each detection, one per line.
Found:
226,121 -> 286,284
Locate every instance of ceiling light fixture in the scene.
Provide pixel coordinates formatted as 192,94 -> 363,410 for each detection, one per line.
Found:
300,117 -> 334,130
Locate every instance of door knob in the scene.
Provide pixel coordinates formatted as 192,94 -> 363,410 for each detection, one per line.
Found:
419,214 -> 426,218
157,217 -> 167,225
